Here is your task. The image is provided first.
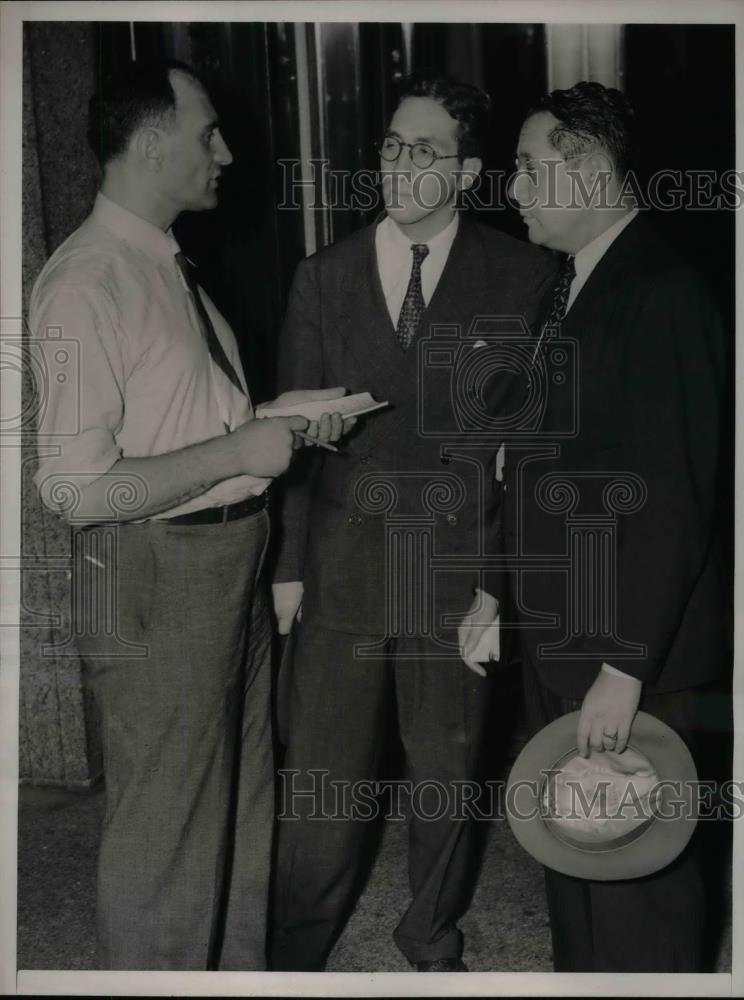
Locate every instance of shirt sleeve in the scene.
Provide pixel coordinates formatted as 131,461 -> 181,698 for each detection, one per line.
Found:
30,280 -> 125,517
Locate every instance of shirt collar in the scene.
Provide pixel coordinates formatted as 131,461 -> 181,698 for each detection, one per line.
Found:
91,192 -> 181,261
573,208 -> 639,288
382,210 -> 460,257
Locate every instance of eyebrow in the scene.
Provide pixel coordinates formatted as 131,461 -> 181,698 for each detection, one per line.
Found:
385,129 -> 440,145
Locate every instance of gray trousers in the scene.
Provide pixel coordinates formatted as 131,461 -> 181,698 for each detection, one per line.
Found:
74,511 -> 273,970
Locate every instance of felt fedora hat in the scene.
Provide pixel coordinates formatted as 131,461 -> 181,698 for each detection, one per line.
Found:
506,711 -> 698,881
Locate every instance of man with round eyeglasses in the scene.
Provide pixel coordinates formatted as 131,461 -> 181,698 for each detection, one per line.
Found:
270,74 -> 556,973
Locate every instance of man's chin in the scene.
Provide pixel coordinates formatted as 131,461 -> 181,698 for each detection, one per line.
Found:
522,217 -> 546,246
384,205 -> 430,227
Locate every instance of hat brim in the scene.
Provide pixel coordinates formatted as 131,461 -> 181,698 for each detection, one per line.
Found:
506,711 -> 698,881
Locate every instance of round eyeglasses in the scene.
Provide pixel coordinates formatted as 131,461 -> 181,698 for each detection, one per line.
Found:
378,136 -> 460,170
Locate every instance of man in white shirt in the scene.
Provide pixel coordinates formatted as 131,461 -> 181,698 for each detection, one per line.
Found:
31,59 -> 350,970
463,81 -> 728,971
270,74 -> 556,972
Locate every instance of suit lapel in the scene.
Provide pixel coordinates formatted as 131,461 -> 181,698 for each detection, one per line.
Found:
333,223 -> 411,398
562,215 -> 645,332
331,215 -> 503,450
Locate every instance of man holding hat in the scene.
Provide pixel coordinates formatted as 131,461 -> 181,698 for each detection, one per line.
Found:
460,82 -> 730,971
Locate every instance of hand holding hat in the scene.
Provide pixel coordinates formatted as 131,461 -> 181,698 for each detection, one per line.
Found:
577,665 -> 642,756
507,711 -> 698,881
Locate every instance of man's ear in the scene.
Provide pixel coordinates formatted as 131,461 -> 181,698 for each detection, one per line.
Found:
584,150 -> 614,192
457,155 -> 482,192
133,127 -> 163,172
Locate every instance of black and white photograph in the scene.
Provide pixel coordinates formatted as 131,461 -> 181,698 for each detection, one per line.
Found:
0,1 -> 741,995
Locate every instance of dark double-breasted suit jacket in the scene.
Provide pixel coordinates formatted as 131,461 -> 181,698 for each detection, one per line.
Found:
275,214 -> 557,645
498,215 -> 730,701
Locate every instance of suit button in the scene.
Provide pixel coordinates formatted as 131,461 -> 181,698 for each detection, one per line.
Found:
360,455 -> 370,464
440,455 -> 452,465
446,513 -> 458,526
348,513 -> 363,526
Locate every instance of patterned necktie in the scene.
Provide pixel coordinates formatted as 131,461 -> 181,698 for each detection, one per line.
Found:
531,254 -> 576,367
544,254 -> 576,328
175,251 -> 246,396
396,243 -> 430,350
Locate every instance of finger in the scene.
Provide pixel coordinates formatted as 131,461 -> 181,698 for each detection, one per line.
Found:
616,719 -> 632,754
589,719 -> 605,753
287,415 -> 310,431
342,416 -> 357,434
316,412 -> 332,442
576,716 -> 591,757
306,419 -> 319,438
462,657 -> 487,677
329,412 -> 343,441
602,732 -> 618,752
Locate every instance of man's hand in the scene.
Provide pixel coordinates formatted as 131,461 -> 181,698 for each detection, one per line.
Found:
232,416 -> 309,477
458,588 -> 499,677
576,666 -> 642,757
261,387 -> 356,444
272,581 -> 304,634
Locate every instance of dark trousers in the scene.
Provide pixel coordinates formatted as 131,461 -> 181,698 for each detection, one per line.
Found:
522,656 -> 710,972
75,512 -> 274,970
270,620 -> 492,969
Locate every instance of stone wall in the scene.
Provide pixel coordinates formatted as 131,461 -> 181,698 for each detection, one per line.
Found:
21,22 -> 101,786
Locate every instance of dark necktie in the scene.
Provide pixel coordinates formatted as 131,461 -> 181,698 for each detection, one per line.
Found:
175,251 -> 246,395
396,243 -> 430,350
544,254 -> 576,328
531,254 -> 576,367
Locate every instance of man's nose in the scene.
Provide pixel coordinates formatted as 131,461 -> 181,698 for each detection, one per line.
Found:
214,130 -> 233,167
510,171 -> 530,207
383,143 -> 412,181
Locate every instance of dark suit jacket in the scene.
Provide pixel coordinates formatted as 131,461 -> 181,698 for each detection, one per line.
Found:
274,214 -> 556,638
498,216 -> 730,699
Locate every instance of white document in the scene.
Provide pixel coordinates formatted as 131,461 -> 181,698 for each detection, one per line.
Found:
256,391 -> 388,422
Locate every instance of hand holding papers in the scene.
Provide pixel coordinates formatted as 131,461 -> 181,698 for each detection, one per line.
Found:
257,390 -> 388,422
257,389 -> 388,452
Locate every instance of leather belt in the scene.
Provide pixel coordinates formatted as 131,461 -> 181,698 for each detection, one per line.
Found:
164,490 -> 268,525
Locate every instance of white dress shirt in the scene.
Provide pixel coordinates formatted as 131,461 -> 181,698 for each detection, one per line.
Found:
375,211 -> 459,327
30,192 -> 269,519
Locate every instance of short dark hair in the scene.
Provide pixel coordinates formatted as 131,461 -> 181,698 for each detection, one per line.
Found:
529,81 -> 636,178
87,60 -> 203,168
396,74 -> 491,160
